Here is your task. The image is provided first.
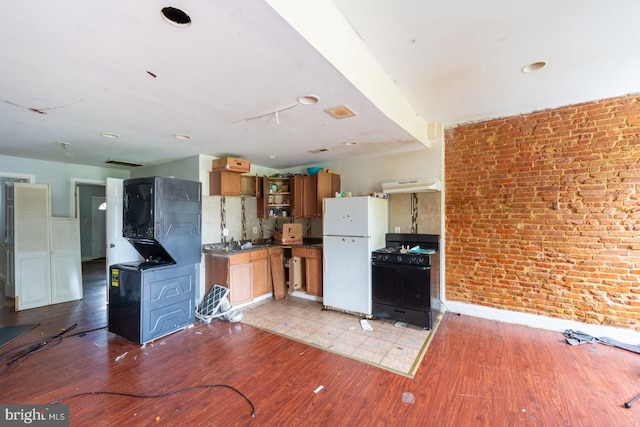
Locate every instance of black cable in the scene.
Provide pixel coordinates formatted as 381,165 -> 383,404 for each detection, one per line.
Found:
51,384 -> 256,418
0,324 -> 105,374
4,323 -> 77,368
0,325 -> 106,362
3,324 -> 257,417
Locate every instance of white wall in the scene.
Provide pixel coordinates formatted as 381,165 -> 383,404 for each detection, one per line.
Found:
305,139 -> 443,196
131,156 -> 201,182
0,155 -> 129,217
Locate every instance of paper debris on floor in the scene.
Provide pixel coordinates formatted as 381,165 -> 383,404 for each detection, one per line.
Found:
360,319 -> 373,331
402,392 -> 415,404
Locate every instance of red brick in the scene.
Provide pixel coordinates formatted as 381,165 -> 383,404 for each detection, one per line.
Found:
445,94 -> 640,331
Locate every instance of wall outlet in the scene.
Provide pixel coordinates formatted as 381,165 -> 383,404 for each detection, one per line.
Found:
222,228 -> 228,237
394,226 -> 401,233
253,226 -> 258,234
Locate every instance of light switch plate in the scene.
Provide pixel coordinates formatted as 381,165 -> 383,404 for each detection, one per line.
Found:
253,227 -> 258,234
394,227 -> 401,233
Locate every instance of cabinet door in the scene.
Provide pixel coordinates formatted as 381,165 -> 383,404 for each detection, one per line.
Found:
240,175 -> 259,197
210,170 -> 241,196
256,176 -> 269,218
229,262 -> 253,305
293,175 -> 317,218
305,249 -> 323,296
251,254 -> 269,298
316,173 -> 340,217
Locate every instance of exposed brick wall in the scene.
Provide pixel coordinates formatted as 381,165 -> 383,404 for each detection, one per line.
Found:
444,95 -> 640,330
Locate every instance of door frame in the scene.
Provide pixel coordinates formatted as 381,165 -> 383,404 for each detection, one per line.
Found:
1,173 -> 35,301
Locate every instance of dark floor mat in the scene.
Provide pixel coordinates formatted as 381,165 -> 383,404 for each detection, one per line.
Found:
0,324 -> 39,348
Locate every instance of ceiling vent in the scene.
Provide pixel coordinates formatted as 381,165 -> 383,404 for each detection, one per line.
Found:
105,159 -> 144,168
309,147 -> 332,154
324,105 -> 356,119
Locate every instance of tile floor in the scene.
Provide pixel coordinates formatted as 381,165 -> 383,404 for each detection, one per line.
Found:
240,297 -> 435,377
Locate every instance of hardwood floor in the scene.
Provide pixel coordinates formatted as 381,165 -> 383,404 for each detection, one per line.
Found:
1,260 -> 639,426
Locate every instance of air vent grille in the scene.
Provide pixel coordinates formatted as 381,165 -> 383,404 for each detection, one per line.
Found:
324,105 -> 356,119
309,148 -> 332,154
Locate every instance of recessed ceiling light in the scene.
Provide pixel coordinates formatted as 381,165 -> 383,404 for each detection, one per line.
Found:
522,61 -> 548,73
101,132 -> 120,139
297,95 -> 319,105
269,154 -> 280,159
174,133 -> 191,140
344,141 -> 358,146
161,7 -> 191,27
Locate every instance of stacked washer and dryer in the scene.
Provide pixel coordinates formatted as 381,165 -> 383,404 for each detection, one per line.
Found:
108,176 -> 202,345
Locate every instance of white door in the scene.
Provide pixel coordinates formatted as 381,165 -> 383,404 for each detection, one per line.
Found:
14,183 -> 52,311
106,178 -> 141,300
50,217 -> 83,304
322,235 -> 372,315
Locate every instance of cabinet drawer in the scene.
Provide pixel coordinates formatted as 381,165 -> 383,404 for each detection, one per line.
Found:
250,249 -> 268,260
268,247 -> 282,255
291,247 -> 306,257
306,248 -> 322,259
291,247 -> 322,258
229,252 -> 251,265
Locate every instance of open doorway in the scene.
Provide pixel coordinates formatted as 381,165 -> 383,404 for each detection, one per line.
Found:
76,184 -> 106,262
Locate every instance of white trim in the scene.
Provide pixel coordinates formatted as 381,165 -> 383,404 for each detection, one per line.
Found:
70,178 -> 106,218
444,300 -> 640,346
0,172 -> 35,183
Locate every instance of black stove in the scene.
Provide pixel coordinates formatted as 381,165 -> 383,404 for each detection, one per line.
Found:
371,246 -> 435,266
371,233 -> 441,328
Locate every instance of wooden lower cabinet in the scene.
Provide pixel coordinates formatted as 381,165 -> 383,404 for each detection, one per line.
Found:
205,247 -> 283,306
290,247 -> 323,296
251,250 -> 269,298
229,262 -> 253,305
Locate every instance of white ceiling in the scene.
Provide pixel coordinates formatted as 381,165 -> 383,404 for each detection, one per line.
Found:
1,0 -> 639,170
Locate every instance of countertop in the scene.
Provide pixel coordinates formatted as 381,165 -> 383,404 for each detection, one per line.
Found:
202,240 -> 322,256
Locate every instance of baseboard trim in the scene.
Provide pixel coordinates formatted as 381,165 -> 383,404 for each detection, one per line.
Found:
444,300 -> 640,346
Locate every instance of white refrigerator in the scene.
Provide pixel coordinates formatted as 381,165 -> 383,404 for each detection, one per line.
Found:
322,196 -> 389,315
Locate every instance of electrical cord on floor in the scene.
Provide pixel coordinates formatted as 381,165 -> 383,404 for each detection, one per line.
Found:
2,324 -> 256,417
50,384 -> 256,418
0,324 -> 107,374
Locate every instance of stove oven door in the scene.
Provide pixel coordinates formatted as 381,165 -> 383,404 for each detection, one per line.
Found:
371,261 -> 431,326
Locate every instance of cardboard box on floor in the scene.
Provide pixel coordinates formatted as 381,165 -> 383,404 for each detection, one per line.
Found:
274,223 -> 302,244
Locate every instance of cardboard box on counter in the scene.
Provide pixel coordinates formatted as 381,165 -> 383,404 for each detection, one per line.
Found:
274,223 -> 303,245
212,157 -> 250,173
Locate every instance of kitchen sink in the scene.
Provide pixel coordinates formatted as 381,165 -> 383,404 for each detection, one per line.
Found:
202,238 -> 274,254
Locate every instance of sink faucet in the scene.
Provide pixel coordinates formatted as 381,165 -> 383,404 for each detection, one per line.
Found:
226,237 -> 241,250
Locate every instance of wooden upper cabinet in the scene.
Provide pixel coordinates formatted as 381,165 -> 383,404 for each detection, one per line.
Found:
257,176 -> 293,219
293,175 -> 317,219
210,170 -> 241,196
256,172 -> 340,219
240,175 -> 261,197
316,172 -> 341,215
